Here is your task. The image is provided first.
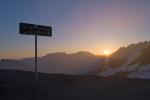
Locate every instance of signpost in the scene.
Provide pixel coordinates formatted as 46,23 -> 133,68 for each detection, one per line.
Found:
19,22 -> 52,80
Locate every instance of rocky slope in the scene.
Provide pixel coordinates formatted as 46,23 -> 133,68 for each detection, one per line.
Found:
89,41 -> 150,79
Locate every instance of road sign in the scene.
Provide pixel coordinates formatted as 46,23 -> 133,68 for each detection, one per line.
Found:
19,22 -> 52,36
19,22 -> 52,80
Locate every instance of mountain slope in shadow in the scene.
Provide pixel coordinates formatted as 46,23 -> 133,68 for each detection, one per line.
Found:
89,41 -> 150,79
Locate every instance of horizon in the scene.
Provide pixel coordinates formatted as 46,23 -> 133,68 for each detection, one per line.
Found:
0,50 -> 103,59
1,0 -> 150,58
1,40 -> 150,59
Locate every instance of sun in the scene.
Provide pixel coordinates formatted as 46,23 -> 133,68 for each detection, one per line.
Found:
103,50 -> 111,56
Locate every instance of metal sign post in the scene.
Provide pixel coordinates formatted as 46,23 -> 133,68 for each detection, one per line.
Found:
35,33 -> 38,80
19,22 -> 52,80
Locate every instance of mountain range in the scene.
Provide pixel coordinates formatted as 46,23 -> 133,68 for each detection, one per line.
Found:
1,41 -> 150,79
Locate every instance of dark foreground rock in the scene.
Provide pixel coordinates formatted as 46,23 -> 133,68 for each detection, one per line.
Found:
0,69 -> 150,100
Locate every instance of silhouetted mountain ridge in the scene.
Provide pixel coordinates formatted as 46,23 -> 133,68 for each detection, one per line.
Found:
111,41 -> 150,59
0,51 -> 101,74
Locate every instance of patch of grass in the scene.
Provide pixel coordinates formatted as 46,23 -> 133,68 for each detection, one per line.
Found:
113,71 -> 130,78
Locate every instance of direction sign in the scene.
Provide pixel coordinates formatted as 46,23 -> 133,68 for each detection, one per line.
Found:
19,22 -> 52,36
19,22 -> 52,80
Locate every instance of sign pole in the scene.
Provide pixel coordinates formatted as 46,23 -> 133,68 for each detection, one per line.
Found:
35,33 -> 38,80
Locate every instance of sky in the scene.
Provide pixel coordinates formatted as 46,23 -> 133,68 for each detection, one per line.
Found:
1,0 -> 150,59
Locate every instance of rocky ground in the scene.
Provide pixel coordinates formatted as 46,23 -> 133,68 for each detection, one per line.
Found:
0,69 -> 150,100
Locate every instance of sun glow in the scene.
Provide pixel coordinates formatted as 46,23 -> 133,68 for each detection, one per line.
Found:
103,50 -> 111,56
